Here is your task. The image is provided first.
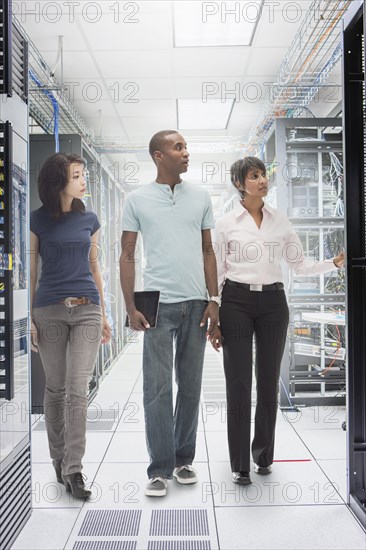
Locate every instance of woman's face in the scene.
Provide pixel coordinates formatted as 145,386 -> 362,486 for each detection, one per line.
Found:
240,166 -> 269,199
62,163 -> 87,200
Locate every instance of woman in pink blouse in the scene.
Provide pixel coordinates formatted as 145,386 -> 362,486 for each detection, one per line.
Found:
212,156 -> 344,486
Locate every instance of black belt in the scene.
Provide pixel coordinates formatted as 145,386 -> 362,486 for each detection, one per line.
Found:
225,280 -> 284,292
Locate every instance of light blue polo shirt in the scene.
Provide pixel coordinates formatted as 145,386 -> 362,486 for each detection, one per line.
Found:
121,180 -> 215,303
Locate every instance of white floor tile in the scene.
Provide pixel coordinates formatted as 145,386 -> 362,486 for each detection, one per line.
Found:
205,425 -> 312,464
282,405 -> 347,431
273,426 -> 313,460
103,368 -> 141,382
15,339 -> 364,550
103,429 -> 208,463
205,431 -> 231,463
104,431 -> 149,462
317,459 -> 348,502
295,429 -> 347,460
209,460 -> 344,507
31,431 -> 114,464
11,509 -> 81,550
97,378 -> 137,396
200,400 -> 228,432
116,400 -> 145,431
31,462 -> 100,508
85,461 -> 213,509
215,505 -> 366,550
91,391 -> 132,411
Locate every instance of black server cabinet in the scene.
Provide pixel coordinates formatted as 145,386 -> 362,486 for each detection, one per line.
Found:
0,1 -> 31,548
343,0 -> 366,527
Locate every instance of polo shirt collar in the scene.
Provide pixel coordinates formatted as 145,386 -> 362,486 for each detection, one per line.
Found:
152,180 -> 184,189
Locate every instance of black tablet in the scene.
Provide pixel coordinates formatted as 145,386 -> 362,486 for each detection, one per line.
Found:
125,290 -> 160,329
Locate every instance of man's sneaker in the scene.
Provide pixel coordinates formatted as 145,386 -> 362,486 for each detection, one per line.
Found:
254,464 -> 272,475
145,477 -> 168,497
173,465 -> 198,485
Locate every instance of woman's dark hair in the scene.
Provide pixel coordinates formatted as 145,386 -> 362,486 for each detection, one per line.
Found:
230,156 -> 267,198
37,153 -> 86,219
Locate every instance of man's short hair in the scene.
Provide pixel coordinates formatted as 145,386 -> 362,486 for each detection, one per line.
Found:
149,130 -> 179,162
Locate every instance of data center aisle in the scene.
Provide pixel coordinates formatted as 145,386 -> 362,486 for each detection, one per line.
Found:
12,339 -> 365,550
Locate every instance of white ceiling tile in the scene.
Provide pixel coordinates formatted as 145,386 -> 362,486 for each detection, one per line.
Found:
76,99 -> 177,118
245,47 -> 289,76
16,14 -> 87,51
88,115 -> 178,138
78,11 -> 173,51
17,0 -> 338,149
92,50 -> 173,78
173,47 -> 251,77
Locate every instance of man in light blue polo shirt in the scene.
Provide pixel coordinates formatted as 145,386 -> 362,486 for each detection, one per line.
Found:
120,130 -> 220,497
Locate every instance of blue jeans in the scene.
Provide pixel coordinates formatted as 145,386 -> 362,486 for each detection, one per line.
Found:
143,300 -> 208,479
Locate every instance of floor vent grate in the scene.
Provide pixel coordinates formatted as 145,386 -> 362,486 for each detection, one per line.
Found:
147,541 -> 211,550
78,510 -> 142,536
73,542 -> 137,550
149,510 -> 209,537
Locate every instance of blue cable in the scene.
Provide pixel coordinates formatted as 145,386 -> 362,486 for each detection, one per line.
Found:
29,69 -> 60,152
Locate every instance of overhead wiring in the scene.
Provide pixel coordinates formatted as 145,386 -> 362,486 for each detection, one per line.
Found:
29,69 -> 60,152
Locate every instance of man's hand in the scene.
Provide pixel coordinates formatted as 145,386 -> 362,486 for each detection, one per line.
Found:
209,326 -> 223,352
333,250 -> 345,268
128,309 -> 151,331
200,302 -> 219,339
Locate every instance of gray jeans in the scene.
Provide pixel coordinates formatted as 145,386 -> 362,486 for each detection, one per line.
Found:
32,303 -> 102,475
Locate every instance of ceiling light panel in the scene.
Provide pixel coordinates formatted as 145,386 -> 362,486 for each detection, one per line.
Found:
177,99 -> 234,130
173,0 -> 263,47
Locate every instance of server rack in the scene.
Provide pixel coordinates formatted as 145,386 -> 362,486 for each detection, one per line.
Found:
264,118 -> 346,407
0,1 -> 32,548
342,0 -> 366,527
29,134 -> 126,413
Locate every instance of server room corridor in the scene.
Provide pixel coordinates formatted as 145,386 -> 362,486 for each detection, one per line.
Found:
11,338 -> 365,550
1,1 -> 366,548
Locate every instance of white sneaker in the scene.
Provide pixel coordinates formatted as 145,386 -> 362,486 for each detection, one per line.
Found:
173,465 -> 198,484
145,476 -> 168,496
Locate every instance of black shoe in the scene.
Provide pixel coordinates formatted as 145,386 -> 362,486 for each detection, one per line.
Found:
52,459 -> 63,484
232,471 -> 251,485
254,464 -> 272,475
62,472 -> 92,499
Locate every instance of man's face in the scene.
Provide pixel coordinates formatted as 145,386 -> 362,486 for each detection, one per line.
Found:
156,133 -> 190,174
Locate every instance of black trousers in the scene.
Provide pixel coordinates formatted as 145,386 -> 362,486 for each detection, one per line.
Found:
220,282 -> 289,472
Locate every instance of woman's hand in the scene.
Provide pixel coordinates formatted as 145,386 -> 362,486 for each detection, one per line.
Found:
209,326 -> 223,352
333,250 -> 345,268
101,316 -> 112,344
31,319 -> 39,353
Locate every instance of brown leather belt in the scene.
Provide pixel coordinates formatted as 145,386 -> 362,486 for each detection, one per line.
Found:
225,280 -> 284,292
60,297 -> 91,307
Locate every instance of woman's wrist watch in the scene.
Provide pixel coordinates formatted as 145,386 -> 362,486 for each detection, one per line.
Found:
209,295 -> 221,307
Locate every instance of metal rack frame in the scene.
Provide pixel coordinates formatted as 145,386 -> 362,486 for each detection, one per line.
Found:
247,0 -> 352,154
264,117 -> 346,407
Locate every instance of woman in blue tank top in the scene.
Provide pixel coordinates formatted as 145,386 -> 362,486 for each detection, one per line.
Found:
30,152 -> 111,499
